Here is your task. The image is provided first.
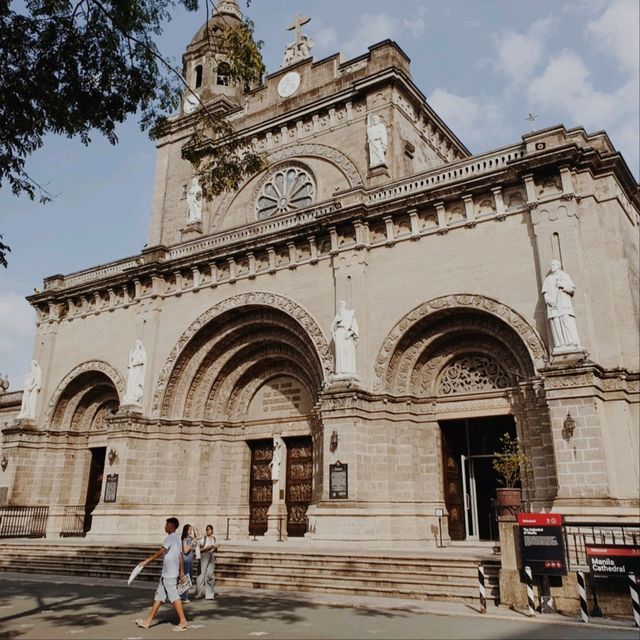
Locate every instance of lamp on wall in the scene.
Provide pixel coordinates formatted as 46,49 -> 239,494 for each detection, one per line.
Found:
1,455 -> 7,472
562,412 -> 576,440
107,448 -> 117,466
330,431 -> 338,453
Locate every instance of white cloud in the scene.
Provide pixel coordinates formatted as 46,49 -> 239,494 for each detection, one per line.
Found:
587,0 -> 640,75
341,8 -> 428,58
429,89 -> 507,149
0,292 -> 35,390
493,15 -> 556,86
528,50 -> 622,128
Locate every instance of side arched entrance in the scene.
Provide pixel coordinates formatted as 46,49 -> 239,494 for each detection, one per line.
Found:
46,364 -> 122,534
377,296 -> 556,542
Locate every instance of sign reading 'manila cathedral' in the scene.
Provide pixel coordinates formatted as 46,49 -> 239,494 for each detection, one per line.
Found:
0,0 -> 638,550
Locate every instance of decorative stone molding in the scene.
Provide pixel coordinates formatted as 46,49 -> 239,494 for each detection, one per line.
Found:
152,292 -> 333,415
42,360 -> 125,428
373,295 -> 547,393
437,355 -> 511,396
211,143 -> 364,232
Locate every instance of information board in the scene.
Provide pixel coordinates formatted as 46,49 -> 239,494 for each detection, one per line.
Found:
104,473 -> 118,503
518,512 -> 567,576
329,462 -> 348,499
586,544 -> 640,581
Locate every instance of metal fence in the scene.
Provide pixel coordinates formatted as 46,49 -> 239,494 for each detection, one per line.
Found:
60,505 -> 87,537
0,506 -> 48,538
563,521 -> 640,571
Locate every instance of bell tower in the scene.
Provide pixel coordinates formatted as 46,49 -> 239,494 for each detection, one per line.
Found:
181,0 -> 246,115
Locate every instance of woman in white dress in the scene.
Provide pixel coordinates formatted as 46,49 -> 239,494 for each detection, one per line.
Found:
195,524 -> 218,600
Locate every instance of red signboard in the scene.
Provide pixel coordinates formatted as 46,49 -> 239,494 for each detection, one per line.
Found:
518,513 -> 563,527
518,513 -> 567,576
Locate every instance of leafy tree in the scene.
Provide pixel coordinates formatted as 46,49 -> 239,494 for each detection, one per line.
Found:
0,0 -> 264,267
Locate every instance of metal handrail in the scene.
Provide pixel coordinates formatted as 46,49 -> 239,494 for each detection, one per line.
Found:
0,506 -> 49,538
60,505 -> 87,537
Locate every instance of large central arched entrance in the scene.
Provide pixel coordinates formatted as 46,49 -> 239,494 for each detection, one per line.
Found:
158,296 -> 328,539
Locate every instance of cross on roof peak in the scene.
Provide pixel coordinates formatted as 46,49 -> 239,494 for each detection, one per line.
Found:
287,13 -> 311,45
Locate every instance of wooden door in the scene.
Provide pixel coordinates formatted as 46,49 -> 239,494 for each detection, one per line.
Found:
442,433 -> 465,541
249,441 -> 273,536
285,436 -> 313,537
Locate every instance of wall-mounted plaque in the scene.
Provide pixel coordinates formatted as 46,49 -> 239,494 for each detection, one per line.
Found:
104,473 -> 118,503
329,462 -> 348,499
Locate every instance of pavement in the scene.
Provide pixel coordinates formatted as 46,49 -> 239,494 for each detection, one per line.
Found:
0,571 -> 638,640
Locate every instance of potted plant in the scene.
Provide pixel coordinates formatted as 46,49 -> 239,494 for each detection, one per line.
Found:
492,432 -> 527,515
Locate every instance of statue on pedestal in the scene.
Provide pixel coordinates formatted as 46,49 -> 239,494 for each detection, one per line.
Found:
542,260 -> 582,351
16,360 -> 41,420
367,114 -> 388,168
123,339 -> 147,405
186,177 -> 203,224
331,301 -> 359,377
270,438 -> 283,482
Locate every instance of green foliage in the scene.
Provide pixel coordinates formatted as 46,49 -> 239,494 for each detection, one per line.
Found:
0,0 -> 264,266
492,432 -> 527,489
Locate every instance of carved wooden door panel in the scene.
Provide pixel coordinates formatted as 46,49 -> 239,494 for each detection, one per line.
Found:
285,436 -> 313,537
442,434 -> 465,541
249,440 -> 273,536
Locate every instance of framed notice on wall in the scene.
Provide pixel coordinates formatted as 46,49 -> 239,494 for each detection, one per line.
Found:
329,462 -> 348,499
104,473 -> 118,503
518,512 -> 567,576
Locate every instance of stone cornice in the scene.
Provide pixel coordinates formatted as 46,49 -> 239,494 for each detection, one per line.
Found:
28,132 -> 638,317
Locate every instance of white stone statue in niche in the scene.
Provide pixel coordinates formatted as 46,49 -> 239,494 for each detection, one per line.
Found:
367,114 -> 388,168
186,177 -> 203,224
542,260 -> 582,351
16,360 -> 41,420
270,438 -> 283,482
331,300 -> 360,377
123,339 -> 147,405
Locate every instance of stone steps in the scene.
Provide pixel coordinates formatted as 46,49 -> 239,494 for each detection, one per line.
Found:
0,543 -> 500,604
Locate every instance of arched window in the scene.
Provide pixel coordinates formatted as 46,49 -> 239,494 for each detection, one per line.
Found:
194,65 -> 203,88
216,62 -> 230,86
256,166 -> 315,219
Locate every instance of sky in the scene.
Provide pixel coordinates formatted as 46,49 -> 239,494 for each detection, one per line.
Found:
0,0 -> 638,390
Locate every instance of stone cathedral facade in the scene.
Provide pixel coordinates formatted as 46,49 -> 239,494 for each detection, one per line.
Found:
1,1 -> 638,545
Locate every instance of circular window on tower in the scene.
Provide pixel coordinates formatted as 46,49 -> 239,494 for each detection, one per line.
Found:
255,164 -> 315,220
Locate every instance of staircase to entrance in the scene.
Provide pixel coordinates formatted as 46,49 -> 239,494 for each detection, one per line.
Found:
0,541 -> 500,604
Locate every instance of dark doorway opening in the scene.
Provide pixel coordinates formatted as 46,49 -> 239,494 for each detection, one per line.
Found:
440,416 -> 517,541
84,447 -> 106,533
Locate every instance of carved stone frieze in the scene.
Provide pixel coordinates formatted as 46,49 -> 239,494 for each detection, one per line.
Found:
437,355 -> 510,395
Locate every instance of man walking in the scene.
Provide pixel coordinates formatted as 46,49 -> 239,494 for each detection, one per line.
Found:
135,517 -> 188,631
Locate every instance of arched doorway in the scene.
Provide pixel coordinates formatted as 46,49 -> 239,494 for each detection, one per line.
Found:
159,299 -> 327,538
376,296 -> 554,542
49,370 -> 120,533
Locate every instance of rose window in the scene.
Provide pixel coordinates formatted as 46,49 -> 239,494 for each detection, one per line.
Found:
256,166 -> 315,219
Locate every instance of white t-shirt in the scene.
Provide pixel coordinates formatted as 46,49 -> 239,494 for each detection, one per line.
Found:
161,532 -> 181,578
200,534 -> 216,554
